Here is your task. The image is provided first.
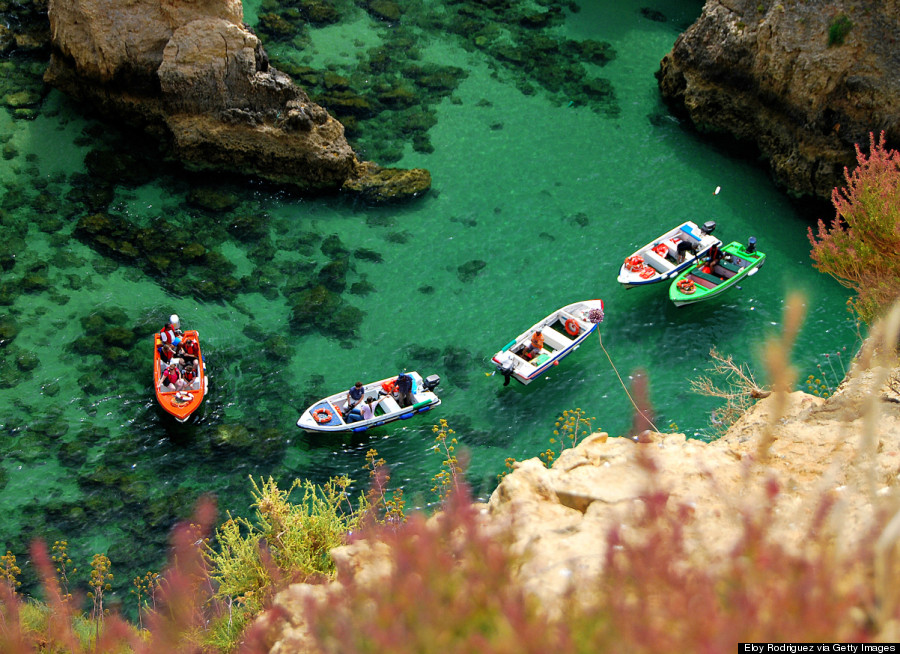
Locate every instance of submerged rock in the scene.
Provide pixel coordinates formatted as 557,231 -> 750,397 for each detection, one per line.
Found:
342,162 -> 432,203
457,259 -> 486,283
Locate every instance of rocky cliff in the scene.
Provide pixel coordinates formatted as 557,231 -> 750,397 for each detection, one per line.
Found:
255,329 -> 900,649
657,0 -> 900,199
43,0 -> 430,200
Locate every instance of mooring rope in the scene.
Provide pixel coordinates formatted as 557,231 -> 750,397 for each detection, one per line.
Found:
597,330 -> 661,435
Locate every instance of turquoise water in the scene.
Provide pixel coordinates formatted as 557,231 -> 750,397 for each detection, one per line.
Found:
0,0 -> 857,603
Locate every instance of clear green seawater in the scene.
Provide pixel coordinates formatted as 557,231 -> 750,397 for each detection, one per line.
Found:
0,0 -> 857,602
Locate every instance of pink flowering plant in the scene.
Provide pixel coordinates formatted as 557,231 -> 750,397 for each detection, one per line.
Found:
808,131 -> 900,324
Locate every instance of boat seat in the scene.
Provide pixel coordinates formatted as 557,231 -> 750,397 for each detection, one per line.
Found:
540,329 -> 571,350
641,249 -> 671,272
688,273 -> 717,289
691,269 -> 722,285
718,259 -> 741,273
378,396 -> 401,414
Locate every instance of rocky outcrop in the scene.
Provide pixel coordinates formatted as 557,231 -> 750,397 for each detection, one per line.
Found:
254,338 -> 900,649
657,0 -> 900,199
43,0 -> 430,200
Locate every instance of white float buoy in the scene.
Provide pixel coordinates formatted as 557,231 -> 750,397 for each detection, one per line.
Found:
714,186 -> 721,195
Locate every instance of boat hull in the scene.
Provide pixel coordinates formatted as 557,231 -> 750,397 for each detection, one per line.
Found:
617,221 -> 721,288
668,241 -> 766,306
296,371 -> 441,433
154,329 -> 207,422
491,299 -> 604,386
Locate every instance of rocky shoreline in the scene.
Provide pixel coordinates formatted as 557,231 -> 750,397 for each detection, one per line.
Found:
657,0 -> 900,200
256,337 -> 900,649
42,0 -> 430,202
19,0 -> 897,202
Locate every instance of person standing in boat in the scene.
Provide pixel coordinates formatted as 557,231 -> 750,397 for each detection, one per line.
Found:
342,381 -> 365,417
394,372 -> 415,408
676,240 -> 697,263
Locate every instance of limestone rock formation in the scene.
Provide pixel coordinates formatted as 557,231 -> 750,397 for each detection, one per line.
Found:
657,0 -> 900,199
255,342 -> 900,649
44,0 -> 430,200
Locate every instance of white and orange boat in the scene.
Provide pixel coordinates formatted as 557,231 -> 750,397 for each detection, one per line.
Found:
490,299 -> 605,386
154,329 -> 207,422
616,221 -> 720,288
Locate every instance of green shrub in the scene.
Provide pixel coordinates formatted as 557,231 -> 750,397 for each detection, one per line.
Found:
206,476 -> 366,613
828,14 -> 853,46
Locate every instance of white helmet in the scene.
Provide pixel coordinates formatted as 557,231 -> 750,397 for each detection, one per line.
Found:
169,314 -> 180,326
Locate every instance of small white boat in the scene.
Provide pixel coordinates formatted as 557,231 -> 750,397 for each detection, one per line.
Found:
491,299 -> 605,386
296,372 -> 441,433
617,221 -> 720,288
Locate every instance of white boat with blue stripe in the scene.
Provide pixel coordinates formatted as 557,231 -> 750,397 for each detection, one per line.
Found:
617,221 -> 720,288
296,371 -> 441,433
491,299 -> 605,386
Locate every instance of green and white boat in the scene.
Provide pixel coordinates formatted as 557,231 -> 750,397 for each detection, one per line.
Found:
668,238 -> 766,307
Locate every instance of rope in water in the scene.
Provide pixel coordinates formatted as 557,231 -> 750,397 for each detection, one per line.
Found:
598,331 -> 661,435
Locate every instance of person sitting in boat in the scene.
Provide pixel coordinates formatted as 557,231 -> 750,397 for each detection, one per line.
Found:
182,362 -> 198,390
160,363 -> 186,391
522,330 -> 544,361
159,342 -> 183,368
701,243 -> 721,274
347,396 -> 376,423
179,337 -> 199,366
159,314 -> 180,345
394,372 -> 415,408
342,381 -> 365,417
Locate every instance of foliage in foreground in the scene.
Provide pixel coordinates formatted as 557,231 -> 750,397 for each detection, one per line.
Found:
691,346 -> 769,435
4,471 -> 897,653
294,467 -> 890,653
0,456 -> 401,653
809,130 -> 900,324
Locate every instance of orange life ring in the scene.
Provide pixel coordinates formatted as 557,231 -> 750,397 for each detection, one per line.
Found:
171,392 -> 193,406
564,318 -> 580,336
624,255 -> 644,272
677,278 -> 696,294
313,408 -> 333,424
653,243 -> 669,258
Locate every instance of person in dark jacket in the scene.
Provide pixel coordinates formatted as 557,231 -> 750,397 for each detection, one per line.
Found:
342,381 -> 365,417
395,373 -> 415,408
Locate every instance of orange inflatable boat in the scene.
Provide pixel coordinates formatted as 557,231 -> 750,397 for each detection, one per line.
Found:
154,329 -> 207,422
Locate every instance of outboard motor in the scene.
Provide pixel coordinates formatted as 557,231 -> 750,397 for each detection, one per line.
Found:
746,236 -> 757,254
701,220 -> 716,235
422,374 -> 441,392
